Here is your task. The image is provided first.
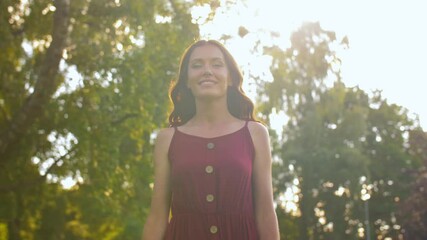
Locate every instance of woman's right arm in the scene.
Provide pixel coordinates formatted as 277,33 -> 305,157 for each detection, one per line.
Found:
142,128 -> 174,240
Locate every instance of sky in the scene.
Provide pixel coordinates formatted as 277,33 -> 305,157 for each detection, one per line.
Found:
194,0 -> 427,129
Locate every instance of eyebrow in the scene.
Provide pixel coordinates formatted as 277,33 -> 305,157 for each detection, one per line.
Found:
190,57 -> 224,63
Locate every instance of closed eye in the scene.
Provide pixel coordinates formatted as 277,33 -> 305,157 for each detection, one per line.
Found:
191,63 -> 202,69
212,61 -> 224,68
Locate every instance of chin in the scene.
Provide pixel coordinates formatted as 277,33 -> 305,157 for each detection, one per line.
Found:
194,92 -> 227,100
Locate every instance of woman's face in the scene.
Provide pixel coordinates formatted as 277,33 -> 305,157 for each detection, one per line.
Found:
186,44 -> 231,100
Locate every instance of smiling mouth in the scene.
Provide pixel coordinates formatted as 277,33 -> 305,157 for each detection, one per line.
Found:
199,79 -> 216,85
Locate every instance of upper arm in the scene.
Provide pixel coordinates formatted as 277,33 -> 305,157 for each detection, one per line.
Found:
247,122 -> 275,209
142,128 -> 174,239
149,128 -> 174,217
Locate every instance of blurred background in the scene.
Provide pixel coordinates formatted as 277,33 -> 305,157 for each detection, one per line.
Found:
0,0 -> 426,239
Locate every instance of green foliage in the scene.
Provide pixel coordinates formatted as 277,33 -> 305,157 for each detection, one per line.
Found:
260,22 -> 421,240
0,0 -> 219,239
1,0 -> 425,238
397,129 -> 427,239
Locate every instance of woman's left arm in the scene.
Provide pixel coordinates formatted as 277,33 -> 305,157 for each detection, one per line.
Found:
248,121 -> 280,240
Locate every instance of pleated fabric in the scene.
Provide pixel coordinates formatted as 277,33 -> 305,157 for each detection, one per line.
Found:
164,121 -> 259,240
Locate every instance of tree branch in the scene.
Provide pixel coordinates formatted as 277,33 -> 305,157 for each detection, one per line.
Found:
0,0 -> 70,161
111,113 -> 139,126
0,145 -> 77,193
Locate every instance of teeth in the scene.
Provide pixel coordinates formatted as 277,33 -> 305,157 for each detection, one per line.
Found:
200,80 -> 215,85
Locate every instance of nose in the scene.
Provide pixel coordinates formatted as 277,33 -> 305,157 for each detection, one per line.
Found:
203,66 -> 213,76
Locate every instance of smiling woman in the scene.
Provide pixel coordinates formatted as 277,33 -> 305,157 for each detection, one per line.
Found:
186,44 -> 231,100
142,40 -> 280,240
168,40 -> 256,126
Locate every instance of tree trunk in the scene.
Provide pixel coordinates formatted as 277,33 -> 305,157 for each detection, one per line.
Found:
0,0 -> 70,162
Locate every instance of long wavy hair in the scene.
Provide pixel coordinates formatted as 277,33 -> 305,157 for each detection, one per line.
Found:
168,40 -> 256,126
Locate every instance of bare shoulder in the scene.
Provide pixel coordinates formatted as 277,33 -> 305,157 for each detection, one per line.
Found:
248,121 -> 272,165
247,121 -> 269,139
154,127 -> 175,153
247,121 -> 271,151
156,127 -> 175,142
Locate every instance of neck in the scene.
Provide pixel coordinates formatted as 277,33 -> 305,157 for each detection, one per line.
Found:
191,98 -> 234,125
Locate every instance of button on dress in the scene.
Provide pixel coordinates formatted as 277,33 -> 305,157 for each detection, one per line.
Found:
164,121 -> 259,240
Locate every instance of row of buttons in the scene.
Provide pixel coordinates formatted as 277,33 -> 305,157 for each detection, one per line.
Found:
206,142 -> 218,235
206,142 -> 215,204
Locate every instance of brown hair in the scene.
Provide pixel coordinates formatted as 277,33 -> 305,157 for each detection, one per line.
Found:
168,40 -> 256,126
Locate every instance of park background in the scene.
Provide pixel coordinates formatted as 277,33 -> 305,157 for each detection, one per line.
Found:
0,0 -> 426,239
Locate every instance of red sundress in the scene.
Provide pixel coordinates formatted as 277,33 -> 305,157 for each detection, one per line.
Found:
164,121 -> 259,240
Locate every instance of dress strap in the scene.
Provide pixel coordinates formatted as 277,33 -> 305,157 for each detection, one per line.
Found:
245,120 -> 250,126
169,125 -> 178,135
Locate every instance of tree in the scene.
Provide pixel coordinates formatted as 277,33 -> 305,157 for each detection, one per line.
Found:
399,129 -> 427,239
259,22 -> 421,240
0,0 -> 220,238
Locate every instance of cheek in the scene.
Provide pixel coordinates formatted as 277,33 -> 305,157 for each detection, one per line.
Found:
187,69 -> 201,81
186,72 -> 196,86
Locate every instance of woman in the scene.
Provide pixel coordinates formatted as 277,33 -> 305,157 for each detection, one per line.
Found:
142,40 -> 279,240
